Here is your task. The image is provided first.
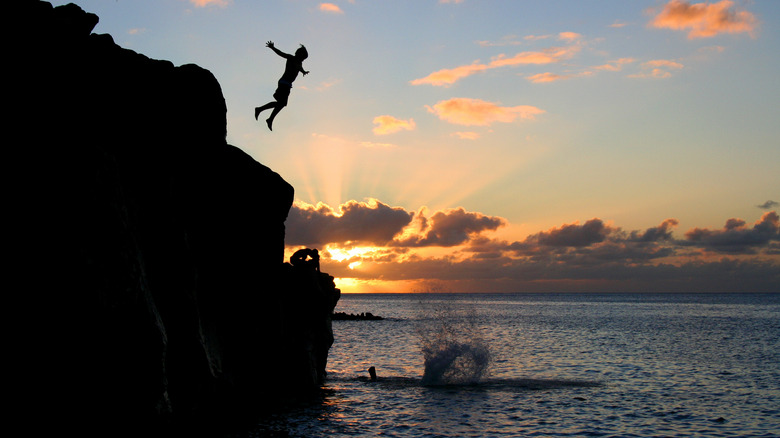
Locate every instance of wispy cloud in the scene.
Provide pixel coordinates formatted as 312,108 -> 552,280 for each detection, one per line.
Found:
526,72 -> 568,84
410,63 -> 487,87
628,59 -> 684,79
316,78 -> 341,91
526,72 -> 568,83
649,0 -> 758,39
476,35 -> 524,47
426,98 -> 545,126
757,200 -> 779,210
490,46 -> 580,67
524,34 -> 551,42
558,32 -> 582,42
188,0 -> 231,7
411,46 -> 580,87
643,59 -> 685,69
372,115 -> 416,135
698,45 -> 725,54
593,58 -> 635,72
525,69 -> 594,84
319,3 -> 344,14
453,131 -> 480,140
628,69 -> 671,79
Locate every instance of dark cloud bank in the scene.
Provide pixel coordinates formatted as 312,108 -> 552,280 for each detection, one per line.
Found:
286,200 -> 780,292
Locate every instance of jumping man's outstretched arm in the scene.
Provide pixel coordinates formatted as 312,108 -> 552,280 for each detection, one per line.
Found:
266,41 -> 291,59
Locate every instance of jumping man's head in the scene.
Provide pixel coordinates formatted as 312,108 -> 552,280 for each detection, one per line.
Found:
295,44 -> 308,61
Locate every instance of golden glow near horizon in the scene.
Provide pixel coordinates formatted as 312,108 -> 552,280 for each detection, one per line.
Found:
52,0 -> 780,293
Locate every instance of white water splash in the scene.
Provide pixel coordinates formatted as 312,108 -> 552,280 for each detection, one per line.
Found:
417,296 -> 491,385
421,340 -> 490,385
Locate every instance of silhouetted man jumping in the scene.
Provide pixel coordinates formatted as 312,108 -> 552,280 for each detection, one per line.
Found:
255,41 -> 309,131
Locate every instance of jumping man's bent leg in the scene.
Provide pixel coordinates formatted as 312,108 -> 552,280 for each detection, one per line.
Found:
266,105 -> 284,131
255,102 -> 276,120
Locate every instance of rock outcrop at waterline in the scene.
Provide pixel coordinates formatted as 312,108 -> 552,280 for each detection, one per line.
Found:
12,1 -> 339,434
333,311 -> 385,320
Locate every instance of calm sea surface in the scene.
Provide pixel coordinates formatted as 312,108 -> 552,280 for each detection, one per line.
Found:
240,293 -> 780,437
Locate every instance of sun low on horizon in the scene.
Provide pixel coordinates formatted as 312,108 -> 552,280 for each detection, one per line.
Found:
51,0 -> 779,293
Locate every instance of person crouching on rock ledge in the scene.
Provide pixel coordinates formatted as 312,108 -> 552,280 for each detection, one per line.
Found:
255,41 -> 309,131
291,248 -> 320,272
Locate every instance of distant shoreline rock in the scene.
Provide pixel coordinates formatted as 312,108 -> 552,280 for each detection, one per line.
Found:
332,311 -> 384,321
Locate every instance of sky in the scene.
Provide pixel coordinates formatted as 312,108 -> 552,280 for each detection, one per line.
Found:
50,0 -> 779,293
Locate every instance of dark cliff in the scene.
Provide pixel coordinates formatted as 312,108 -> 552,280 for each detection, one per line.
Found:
12,1 -> 339,435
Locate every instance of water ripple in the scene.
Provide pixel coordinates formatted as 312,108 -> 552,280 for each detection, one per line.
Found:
234,293 -> 780,437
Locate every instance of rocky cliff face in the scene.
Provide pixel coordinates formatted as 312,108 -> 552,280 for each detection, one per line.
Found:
13,1 -> 339,434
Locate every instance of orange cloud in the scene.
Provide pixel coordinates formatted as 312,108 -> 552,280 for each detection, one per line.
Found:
188,0 -> 230,7
410,63 -> 488,87
489,46 -> 579,68
650,0 -> 758,39
526,70 -> 595,83
558,32 -> 582,42
319,3 -> 344,14
643,59 -> 684,69
372,115 -> 416,135
594,58 -> 635,72
629,59 -> 684,79
629,69 -> 672,79
526,72 -> 566,83
426,98 -> 545,126
411,46 -> 579,86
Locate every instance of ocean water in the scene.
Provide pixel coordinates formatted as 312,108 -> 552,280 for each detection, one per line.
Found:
241,293 -> 780,437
